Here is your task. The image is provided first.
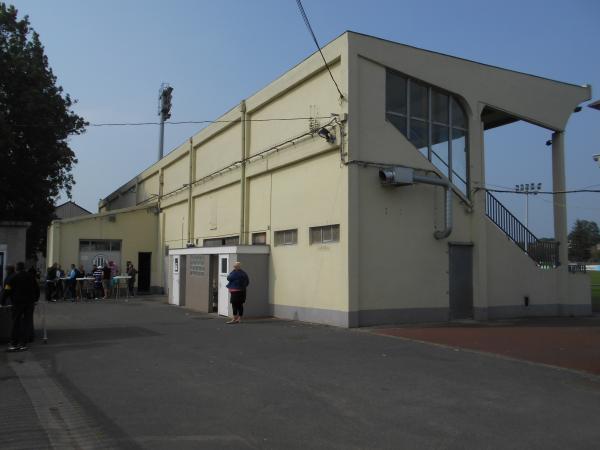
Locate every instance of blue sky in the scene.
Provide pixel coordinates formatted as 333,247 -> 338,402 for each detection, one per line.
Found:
11,0 -> 600,237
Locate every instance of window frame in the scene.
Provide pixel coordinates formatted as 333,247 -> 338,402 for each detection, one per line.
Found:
252,232 -> 267,245
309,224 -> 340,245
274,229 -> 298,246
385,69 -> 470,199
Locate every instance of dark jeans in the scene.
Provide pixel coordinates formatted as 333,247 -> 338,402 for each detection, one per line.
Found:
66,279 -> 76,299
230,290 -> 246,316
11,303 -> 34,346
127,278 -> 135,296
45,281 -> 55,301
94,284 -> 104,299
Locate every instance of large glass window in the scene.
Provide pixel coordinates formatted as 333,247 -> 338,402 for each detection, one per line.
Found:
386,69 -> 469,196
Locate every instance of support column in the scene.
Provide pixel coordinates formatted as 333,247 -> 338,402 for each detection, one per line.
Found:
552,131 -> 569,313
156,169 -> 165,294
471,114 -> 488,320
239,101 -> 248,244
187,138 -> 195,244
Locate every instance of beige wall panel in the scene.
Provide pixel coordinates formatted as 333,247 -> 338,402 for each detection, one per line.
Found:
568,273 -> 591,306
163,155 -> 189,196
249,64 -> 341,156
55,208 -> 160,286
162,201 -> 189,250
355,54 -> 474,312
195,124 -> 241,180
248,174 -> 271,237
192,183 -> 241,242
269,152 -> 348,311
108,192 -> 136,211
349,34 -> 590,131
486,220 -> 558,306
137,174 -> 159,205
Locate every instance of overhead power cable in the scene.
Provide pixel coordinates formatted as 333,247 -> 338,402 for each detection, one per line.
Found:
10,115 -> 334,129
295,0 -> 344,100
482,188 -> 600,195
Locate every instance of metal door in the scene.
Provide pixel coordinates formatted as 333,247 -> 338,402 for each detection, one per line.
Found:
137,252 -> 151,293
218,254 -> 230,316
449,244 -> 473,319
171,255 -> 181,306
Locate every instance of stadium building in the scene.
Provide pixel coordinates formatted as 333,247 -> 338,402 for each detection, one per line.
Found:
47,32 -> 592,326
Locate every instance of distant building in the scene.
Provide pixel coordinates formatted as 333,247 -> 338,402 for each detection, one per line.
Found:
0,221 -> 30,286
54,201 -> 92,220
33,201 -> 92,274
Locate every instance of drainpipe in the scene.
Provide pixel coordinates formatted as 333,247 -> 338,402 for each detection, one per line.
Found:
379,167 -> 452,240
239,100 -> 247,244
413,175 -> 452,240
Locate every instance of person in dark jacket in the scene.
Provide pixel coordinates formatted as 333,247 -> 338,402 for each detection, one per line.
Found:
5,262 -> 40,352
225,261 -> 249,324
126,261 -> 137,296
101,263 -> 112,299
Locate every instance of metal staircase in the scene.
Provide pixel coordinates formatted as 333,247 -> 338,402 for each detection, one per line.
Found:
485,191 -> 559,268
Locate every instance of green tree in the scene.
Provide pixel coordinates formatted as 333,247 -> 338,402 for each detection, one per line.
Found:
568,219 -> 600,262
0,3 -> 86,258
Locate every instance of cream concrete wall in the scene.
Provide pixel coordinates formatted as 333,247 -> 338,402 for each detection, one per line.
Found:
162,201 -> 189,250
249,63 -> 341,156
137,173 -> 160,205
486,220 -> 558,308
247,174 -> 271,238
193,183 -> 241,242
269,152 -> 348,312
163,152 -> 189,197
347,33 -> 590,131
195,124 -> 241,180
568,273 -> 592,312
47,207 -> 160,286
107,190 -> 136,211
352,56 -> 473,316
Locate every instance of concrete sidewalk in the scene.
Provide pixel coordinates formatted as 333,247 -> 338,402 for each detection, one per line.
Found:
2,298 -> 600,449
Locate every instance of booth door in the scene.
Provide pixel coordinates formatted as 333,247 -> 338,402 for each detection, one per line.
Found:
218,254 -> 230,316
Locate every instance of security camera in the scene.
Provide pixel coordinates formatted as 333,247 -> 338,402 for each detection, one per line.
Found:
594,154 -> 600,166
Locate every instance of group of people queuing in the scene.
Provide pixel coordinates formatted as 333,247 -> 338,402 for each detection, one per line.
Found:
45,260 -> 137,301
1,262 -> 40,352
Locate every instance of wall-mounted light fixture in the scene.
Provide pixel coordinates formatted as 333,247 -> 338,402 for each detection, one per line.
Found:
317,127 -> 336,144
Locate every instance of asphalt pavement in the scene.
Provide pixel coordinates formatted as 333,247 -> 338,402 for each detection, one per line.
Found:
1,297 -> 600,449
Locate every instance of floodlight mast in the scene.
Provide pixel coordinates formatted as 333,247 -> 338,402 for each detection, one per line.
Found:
158,83 -> 173,161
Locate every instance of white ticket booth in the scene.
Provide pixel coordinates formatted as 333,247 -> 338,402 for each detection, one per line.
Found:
168,246 -> 270,318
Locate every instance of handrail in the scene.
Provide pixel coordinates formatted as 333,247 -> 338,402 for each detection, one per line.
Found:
485,191 -> 559,268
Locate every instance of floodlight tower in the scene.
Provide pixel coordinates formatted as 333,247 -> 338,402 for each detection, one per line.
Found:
515,182 -> 542,229
158,83 -> 173,161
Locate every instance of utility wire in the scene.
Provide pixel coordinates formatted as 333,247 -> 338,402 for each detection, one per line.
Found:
481,187 -> 600,195
10,116 -> 335,129
295,0 -> 344,100
149,118 -> 338,201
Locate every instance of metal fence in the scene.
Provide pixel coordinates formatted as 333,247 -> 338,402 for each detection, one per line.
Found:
485,191 -> 560,268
